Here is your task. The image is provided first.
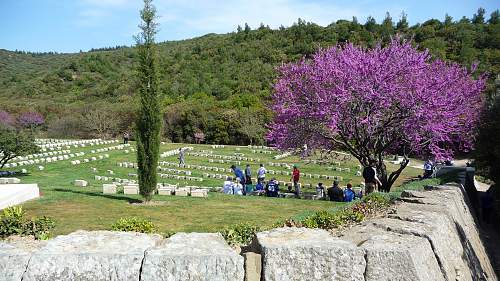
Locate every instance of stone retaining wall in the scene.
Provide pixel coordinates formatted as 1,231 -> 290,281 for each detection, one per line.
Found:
0,184 -> 496,281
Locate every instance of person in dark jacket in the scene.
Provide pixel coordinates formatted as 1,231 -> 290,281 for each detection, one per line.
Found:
362,161 -> 381,194
327,181 -> 344,202
245,164 -> 252,185
265,178 -> 280,197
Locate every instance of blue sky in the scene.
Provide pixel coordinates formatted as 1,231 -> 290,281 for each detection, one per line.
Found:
0,0 -> 498,53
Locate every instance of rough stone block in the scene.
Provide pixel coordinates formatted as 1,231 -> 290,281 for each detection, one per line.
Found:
371,212 -> 471,281
141,233 -> 244,281
256,227 -> 365,281
340,224 -> 444,281
23,231 -> 160,281
0,240 -> 45,281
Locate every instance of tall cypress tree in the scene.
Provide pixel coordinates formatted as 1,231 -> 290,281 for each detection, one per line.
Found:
136,0 -> 161,202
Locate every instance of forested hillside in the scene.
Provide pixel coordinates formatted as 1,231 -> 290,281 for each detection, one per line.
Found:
1,8 -> 499,144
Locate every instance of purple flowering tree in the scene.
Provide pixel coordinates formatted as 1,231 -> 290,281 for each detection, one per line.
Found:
267,38 -> 486,191
0,111 -> 14,128
18,111 -> 45,132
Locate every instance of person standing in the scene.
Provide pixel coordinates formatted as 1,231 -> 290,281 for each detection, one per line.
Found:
178,148 -> 185,165
123,132 -> 130,144
291,165 -> 301,198
257,163 -> 267,184
245,164 -> 252,185
362,161 -> 381,194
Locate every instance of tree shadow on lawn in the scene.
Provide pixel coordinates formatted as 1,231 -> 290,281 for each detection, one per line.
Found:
53,188 -> 142,204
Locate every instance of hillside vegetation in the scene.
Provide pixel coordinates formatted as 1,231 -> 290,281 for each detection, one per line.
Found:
1,9 -> 499,144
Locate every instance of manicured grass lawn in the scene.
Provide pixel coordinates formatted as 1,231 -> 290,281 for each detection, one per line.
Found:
13,141 -> 422,235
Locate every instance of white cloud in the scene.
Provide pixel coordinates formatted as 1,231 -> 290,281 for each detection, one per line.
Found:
74,0 -> 406,39
154,0 -> 362,31
75,0 -> 138,27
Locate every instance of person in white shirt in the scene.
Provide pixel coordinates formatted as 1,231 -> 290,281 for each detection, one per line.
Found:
257,164 -> 267,184
223,176 -> 234,194
233,178 -> 244,195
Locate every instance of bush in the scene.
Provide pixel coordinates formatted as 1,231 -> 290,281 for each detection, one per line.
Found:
0,206 -> 55,240
111,217 -> 156,233
361,192 -> 392,209
0,206 -> 24,237
297,192 -> 392,231
221,222 -> 260,246
23,216 -> 56,240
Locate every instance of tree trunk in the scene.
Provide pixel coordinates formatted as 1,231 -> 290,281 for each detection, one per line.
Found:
377,161 -> 390,192
375,157 -> 409,192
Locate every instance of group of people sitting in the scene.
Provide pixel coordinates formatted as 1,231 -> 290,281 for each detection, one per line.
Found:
320,181 -> 361,202
226,163 -> 302,198
222,176 -> 281,196
223,162 -> 362,202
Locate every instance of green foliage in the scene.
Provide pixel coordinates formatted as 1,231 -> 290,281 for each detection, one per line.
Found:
0,206 -> 55,240
110,217 -> 156,233
221,222 -> 260,246
0,126 -> 39,169
475,94 -> 500,183
136,0 -> 162,201
0,9 -> 498,143
298,192 -> 392,230
23,216 -> 56,240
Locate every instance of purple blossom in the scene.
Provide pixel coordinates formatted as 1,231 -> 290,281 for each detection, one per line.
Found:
0,110 -> 14,127
18,111 -> 45,128
267,38 -> 486,162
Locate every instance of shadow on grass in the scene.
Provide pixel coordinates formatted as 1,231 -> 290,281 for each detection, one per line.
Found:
53,188 -> 142,204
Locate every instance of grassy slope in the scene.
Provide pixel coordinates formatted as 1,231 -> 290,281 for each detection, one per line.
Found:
15,142 -> 421,235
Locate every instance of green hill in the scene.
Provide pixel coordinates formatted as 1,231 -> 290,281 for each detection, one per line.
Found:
1,10 -> 499,144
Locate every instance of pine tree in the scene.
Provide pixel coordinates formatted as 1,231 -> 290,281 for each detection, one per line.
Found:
489,10 -> 500,24
472,7 -> 486,24
396,11 -> 409,30
444,14 -> 453,26
135,0 -> 161,202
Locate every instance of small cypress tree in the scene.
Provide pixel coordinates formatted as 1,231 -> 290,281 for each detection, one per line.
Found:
135,0 -> 161,202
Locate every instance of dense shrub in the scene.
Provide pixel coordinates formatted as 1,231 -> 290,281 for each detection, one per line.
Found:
0,206 -> 55,240
110,217 -> 156,233
297,192 -> 392,230
221,222 -> 260,246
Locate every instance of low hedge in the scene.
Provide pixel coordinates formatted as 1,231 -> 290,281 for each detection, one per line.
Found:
0,206 -> 55,240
